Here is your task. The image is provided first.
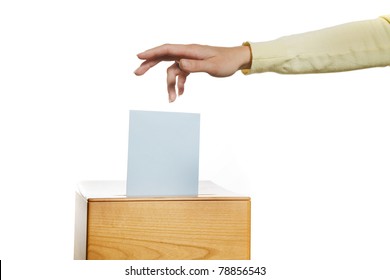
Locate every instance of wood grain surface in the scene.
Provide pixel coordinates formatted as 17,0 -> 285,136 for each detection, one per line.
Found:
87,198 -> 250,260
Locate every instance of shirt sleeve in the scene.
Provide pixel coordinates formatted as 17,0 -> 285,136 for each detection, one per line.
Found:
242,15 -> 390,75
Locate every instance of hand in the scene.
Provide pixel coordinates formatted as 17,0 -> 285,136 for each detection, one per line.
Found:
134,44 -> 251,102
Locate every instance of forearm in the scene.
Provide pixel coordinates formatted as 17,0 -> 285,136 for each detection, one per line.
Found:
242,15 -> 390,74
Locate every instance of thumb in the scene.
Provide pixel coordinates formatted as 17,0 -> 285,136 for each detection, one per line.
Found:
179,59 -> 214,74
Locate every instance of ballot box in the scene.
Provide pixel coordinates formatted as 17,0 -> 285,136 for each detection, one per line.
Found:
74,181 -> 251,260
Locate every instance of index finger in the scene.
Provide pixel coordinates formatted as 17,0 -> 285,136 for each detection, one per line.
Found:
137,44 -> 208,61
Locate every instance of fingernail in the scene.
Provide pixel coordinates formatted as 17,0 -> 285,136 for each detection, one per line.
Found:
169,94 -> 176,103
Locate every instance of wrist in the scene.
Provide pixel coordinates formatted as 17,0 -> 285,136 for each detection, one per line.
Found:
237,45 -> 252,70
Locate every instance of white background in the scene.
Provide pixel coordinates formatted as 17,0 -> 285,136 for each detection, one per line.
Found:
0,0 -> 389,279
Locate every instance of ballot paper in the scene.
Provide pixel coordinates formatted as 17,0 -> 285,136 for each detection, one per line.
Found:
126,110 -> 200,196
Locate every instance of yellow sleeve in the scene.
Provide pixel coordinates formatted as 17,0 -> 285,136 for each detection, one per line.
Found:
381,14 -> 390,23
242,15 -> 390,75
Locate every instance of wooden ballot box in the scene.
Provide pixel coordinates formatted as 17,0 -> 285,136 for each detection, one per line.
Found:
74,181 -> 251,260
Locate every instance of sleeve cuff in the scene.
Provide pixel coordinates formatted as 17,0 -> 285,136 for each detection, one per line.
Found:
241,42 -> 253,75
380,14 -> 390,24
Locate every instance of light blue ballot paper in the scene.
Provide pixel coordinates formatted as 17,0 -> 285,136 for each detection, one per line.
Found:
126,110 -> 200,196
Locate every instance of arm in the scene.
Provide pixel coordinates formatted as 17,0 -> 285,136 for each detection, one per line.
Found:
135,15 -> 390,102
243,15 -> 390,74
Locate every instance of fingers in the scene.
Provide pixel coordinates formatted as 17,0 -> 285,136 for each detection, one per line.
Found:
134,59 -> 162,76
135,44 -> 209,76
134,44 -> 200,76
177,71 -> 187,96
167,62 -> 189,102
167,63 -> 178,102
135,44 -> 216,102
137,44 -> 207,61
